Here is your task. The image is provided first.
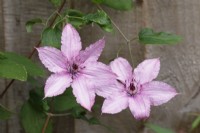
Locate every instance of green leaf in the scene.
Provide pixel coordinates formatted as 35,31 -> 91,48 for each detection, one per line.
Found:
65,9 -> 86,29
49,0 -> 63,7
27,77 -> 43,88
145,123 -> 175,133
91,0 -> 104,4
191,116 -> 200,130
71,106 -> 86,119
2,52 -> 45,77
29,88 -> 49,112
52,88 -> 80,112
26,18 -> 43,32
0,104 -> 13,120
93,0 -> 133,11
139,28 -> 182,45
41,27 -> 62,48
0,59 -> 27,81
84,10 -> 113,32
20,101 -> 52,133
0,52 -> 6,59
87,117 -> 101,125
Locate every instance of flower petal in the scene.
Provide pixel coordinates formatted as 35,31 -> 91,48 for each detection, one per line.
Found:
96,82 -> 124,98
37,47 -> 67,73
72,76 -> 95,111
102,92 -> 128,114
77,38 -> 105,63
61,24 -> 82,60
134,58 -> 160,84
141,81 -> 177,106
110,57 -> 132,83
44,73 -> 72,97
81,62 -> 116,87
129,95 -> 151,119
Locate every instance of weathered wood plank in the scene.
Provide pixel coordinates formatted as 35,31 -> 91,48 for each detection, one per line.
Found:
144,0 -> 200,132
1,0 -> 200,133
0,0 -> 74,132
74,1 -> 146,133
0,0 -> 7,132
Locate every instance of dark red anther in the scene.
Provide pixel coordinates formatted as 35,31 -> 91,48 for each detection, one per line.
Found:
130,83 -> 135,91
72,64 -> 78,70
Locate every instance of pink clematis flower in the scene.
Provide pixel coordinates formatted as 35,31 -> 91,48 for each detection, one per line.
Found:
37,24 -> 116,111
102,57 -> 177,119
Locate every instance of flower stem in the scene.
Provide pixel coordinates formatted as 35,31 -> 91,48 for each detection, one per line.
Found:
42,114 -> 51,133
96,4 -> 138,66
96,5 -> 129,42
46,112 -> 71,117
0,0 -> 67,100
127,41 -> 134,66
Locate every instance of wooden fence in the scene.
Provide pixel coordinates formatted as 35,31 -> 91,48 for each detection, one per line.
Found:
0,0 -> 200,133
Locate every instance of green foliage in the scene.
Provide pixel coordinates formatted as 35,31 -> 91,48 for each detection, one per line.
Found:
139,28 -> 182,45
191,115 -> 200,130
0,59 -> 27,81
92,0 -> 133,11
52,88 -> 80,112
20,101 -> 52,133
102,0 -> 133,11
49,0 -> 63,7
0,52 -> 5,59
65,9 -> 86,29
84,10 -> 113,32
52,89 -> 109,129
0,104 -> 13,120
19,87 -> 109,132
145,123 -> 175,133
87,117 -> 101,125
26,18 -> 43,32
91,0 -> 104,4
41,27 -> 62,48
29,88 -> 49,112
53,9 -> 113,33
20,87 -> 51,133
2,52 -> 45,77
71,106 -> 87,119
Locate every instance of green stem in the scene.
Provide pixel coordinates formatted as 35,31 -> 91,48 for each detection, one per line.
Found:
127,41 -> 134,66
97,4 -> 137,65
45,11 -> 57,27
46,112 -> 71,117
42,115 -> 51,133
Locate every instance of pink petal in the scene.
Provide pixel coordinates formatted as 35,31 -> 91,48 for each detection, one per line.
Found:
37,47 -> 67,73
141,81 -> 177,106
110,57 -> 132,83
44,73 -> 72,97
128,95 -> 151,119
72,76 -> 95,111
102,92 -> 128,114
61,24 -> 82,60
96,82 -> 124,98
81,62 -> 116,87
134,58 -> 160,84
77,38 -> 105,63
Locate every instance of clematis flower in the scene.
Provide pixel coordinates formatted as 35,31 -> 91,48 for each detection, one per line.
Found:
37,24 -> 116,111
102,57 -> 177,119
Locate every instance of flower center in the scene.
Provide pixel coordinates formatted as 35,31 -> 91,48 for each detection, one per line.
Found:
127,83 -> 137,96
70,63 -> 79,77
72,63 -> 78,70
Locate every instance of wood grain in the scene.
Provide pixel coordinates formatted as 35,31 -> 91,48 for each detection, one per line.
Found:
0,0 -> 7,132
0,0 -> 200,133
74,1 -> 146,133
144,0 -> 200,133
0,0 -> 74,132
